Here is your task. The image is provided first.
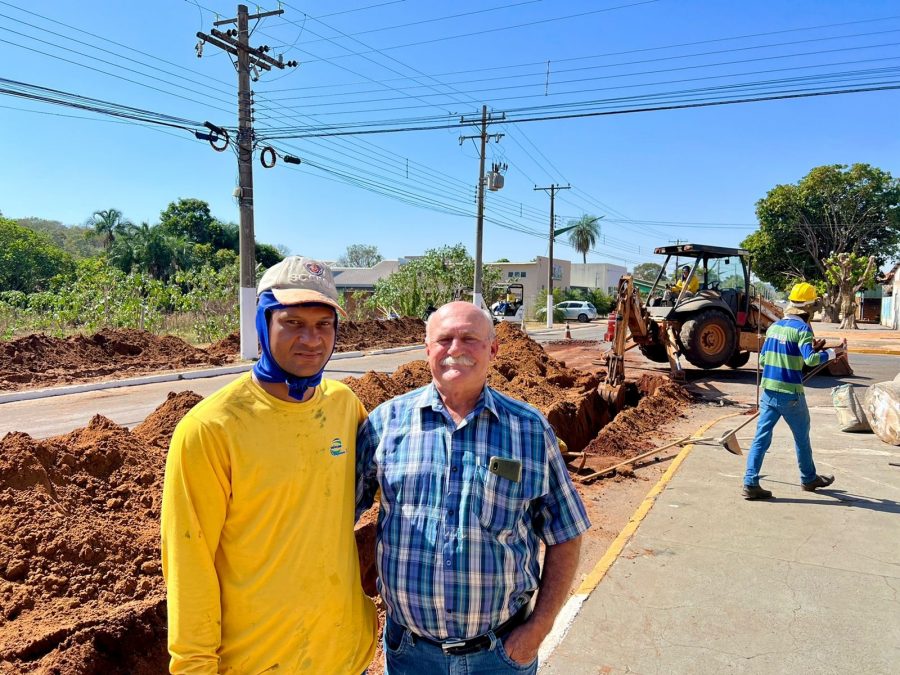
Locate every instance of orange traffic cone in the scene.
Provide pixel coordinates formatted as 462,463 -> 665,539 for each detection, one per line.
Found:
565,322 -> 572,340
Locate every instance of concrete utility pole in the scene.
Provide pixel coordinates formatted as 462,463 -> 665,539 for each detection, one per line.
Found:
196,5 -> 296,359
534,183 -> 570,327
459,105 -> 504,311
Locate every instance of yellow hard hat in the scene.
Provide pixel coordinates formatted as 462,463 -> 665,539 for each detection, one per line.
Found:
788,282 -> 817,303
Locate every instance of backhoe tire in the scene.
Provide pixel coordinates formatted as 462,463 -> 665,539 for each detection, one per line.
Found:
679,309 -> 737,370
727,350 -> 752,369
638,343 -> 669,363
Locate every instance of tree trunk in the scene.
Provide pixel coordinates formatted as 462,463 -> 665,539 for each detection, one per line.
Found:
838,292 -> 858,329
830,253 -> 875,330
823,300 -> 840,323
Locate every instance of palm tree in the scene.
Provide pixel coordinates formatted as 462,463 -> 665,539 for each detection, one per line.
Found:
566,215 -> 602,264
88,208 -> 131,251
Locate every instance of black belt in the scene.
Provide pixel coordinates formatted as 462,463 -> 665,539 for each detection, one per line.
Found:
409,602 -> 531,656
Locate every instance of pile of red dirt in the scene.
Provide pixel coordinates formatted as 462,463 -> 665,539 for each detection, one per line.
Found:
345,323 -> 606,453
0,329 -> 224,392
336,317 -> 425,352
0,318 -> 427,393
0,406 -> 177,673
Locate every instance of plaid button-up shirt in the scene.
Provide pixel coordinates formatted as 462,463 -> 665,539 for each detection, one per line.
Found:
356,383 -> 590,641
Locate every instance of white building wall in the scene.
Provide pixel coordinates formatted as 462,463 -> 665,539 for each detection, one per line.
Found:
570,263 -> 628,293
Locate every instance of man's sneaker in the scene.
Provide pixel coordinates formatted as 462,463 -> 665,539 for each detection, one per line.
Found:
801,474 -> 835,491
742,484 -> 773,500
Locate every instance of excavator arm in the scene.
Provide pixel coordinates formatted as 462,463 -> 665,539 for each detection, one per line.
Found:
600,276 -> 651,406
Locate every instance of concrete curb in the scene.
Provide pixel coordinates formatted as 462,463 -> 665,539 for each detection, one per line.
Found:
0,343 -> 428,405
0,364 -> 253,404
537,411 -> 743,667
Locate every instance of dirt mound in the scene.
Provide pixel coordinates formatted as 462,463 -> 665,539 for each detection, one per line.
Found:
338,317 -> 425,352
583,382 -> 694,458
0,408 -> 175,673
132,392 -> 204,450
1,318 -> 427,393
0,329 -> 224,392
345,323 -> 604,452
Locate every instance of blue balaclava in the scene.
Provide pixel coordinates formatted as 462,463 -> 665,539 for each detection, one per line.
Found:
252,290 -> 337,401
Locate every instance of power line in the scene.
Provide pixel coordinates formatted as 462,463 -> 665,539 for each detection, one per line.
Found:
260,14 -> 900,91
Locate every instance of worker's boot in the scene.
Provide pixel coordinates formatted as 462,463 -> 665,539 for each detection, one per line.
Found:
742,484 -> 773,500
801,474 -> 835,491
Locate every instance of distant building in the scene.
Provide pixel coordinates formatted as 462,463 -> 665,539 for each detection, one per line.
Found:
880,263 -> 900,329
331,259 -> 402,314
569,263 -> 627,295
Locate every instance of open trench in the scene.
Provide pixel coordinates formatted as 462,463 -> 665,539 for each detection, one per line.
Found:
0,323 -> 691,673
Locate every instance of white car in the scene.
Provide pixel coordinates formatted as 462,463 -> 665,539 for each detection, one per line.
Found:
557,301 -> 598,322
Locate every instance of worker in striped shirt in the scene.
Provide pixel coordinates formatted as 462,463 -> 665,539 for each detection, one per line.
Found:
742,282 -> 846,500
356,301 -> 590,673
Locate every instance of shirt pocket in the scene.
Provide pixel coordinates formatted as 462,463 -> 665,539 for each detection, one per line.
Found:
472,465 -> 531,535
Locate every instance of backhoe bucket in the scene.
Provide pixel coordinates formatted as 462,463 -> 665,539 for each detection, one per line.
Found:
599,383 -> 626,410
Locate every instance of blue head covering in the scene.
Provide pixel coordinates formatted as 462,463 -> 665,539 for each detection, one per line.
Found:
252,290 -> 337,401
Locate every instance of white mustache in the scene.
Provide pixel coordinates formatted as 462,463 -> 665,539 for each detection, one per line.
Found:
440,355 -> 475,367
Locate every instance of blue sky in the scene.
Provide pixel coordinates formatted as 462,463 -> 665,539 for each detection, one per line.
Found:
1,0 -> 898,269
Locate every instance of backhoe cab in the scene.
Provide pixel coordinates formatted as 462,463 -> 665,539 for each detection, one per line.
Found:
599,244 -> 785,405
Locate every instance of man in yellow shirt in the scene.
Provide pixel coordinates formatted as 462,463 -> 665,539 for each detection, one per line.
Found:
161,256 -> 376,674
671,264 -> 699,295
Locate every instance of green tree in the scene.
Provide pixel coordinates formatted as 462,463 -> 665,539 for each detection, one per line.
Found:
87,208 -> 131,251
111,222 -> 185,281
0,217 -> 75,292
825,252 -> 877,329
255,242 -> 284,268
18,217 -> 104,258
337,243 -> 383,267
632,262 -> 665,282
564,215 -> 602,264
159,198 -> 216,244
743,163 -> 900,321
370,243 -> 500,317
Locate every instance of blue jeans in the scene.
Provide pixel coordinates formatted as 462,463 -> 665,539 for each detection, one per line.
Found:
383,615 -> 538,675
744,389 -> 818,486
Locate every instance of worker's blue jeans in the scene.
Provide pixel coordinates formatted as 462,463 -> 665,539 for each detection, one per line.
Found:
743,389 -> 818,487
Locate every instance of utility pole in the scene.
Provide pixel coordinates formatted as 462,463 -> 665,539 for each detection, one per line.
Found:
534,184 -> 570,327
196,5 -> 297,359
669,238 -> 686,269
459,105 -> 504,310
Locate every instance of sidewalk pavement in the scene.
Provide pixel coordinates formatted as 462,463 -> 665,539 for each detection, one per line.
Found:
813,321 -> 900,354
542,393 -> 900,673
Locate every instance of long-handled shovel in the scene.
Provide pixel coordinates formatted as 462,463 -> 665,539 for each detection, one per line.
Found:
576,434 -> 693,483
713,357 -> 837,455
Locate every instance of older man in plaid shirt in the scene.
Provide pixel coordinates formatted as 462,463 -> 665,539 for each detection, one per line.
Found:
356,301 -> 590,674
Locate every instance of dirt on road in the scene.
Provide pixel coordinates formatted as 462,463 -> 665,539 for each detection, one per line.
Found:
0,325 -> 693,673
0,319 -> 427,392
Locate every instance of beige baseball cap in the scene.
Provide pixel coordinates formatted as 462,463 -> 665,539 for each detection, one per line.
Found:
257,256 -> 347,317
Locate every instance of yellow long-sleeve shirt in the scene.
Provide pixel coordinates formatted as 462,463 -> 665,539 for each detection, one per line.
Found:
672,274 -> 699,295
161,373 -> 376,674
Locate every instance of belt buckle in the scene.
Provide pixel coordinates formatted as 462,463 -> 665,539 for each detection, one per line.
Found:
441,640 -> 468,654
